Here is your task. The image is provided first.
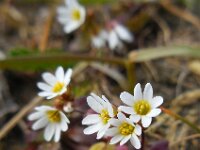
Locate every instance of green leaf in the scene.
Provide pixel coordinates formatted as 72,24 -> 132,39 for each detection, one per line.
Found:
129,45 -> 200,62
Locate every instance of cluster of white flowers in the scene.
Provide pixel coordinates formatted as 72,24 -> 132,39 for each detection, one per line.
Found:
91,23 -> 133,50
28,65 -> 163,148
82,83 -> 163,149
56,1 -> 133,51
28,66 -> 72,142
27,0 -> 163,147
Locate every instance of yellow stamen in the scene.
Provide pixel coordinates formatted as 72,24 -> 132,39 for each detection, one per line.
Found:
46,110 -> 61,123
52,82 -> 64,93
72,8 -> 81,21
134,100 -> 151,115
99,109 -> 110,124
119,122 -> 134,135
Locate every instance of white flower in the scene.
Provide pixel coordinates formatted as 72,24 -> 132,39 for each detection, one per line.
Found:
37,66 -> 72,99
119,83 -> 163,128
106,112 -> 142,149
28,105 -> 70,142
82,93 -> 115,139
57,0 -> 86,33
108,23 -> 133,50
91,30 -> 108,49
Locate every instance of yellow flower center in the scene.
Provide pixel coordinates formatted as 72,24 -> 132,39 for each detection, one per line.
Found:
52,82 -> 64,93
133,100 -> 151,115
46,110 -> 61,123
119,122 -> 134,135
99,109 -> 110,124
72,8 -> 81,21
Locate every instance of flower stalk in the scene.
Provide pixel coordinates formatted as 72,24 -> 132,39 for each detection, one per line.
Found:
125,61 -> 136,91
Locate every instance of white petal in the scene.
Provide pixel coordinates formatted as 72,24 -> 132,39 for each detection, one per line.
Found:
110,135 -> 123,145
55,66 -> 64,82
115,24 -> 133,42
37,82 -> 52,92
134,83 -> 142,101
64,0 -> 70,6
91,36 -> 105,48
28,112 -> 43,121
120,135 -> 131,145
79,6 -> 86,23
58,87 -> 67,95
109,118 -> 121,127
108,30 -> 119,50
83,123 -> 102,135
130,115 -> 141,123
42,72 -> 57,86
35,105 -> 53,111
120,91 -> 134,106
102,95 -> 114,117
126,118 -> 135,126
130,134 -> 141,149
67,0 -> 79,6
141,116 -> 152,128
118,106 -> 135,115
91,93 -> 106,108
106,127 -> 118,136
57,6 -> 68,15
151,96 -> 163,108
97,123 -> 110,139
57,16 -> 70,25
82,114 -> 100,125
64,68 -> 72,85
87,96 -> 102,113
44,124 -> 55,141
38,91 -> 53,97
134,124 -> 142,136
63,22 -> 80,33
143,83 -> 153,100
60,112 -> 70,123
117,112 -> 127,122
54,125 -> 61,142
46,94 -> 57,99
99,30 -> 108,40
147,108 -> 161,117
61,120 -> 68,131
32,117 -> 48,130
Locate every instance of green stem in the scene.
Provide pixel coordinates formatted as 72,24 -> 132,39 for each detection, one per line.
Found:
0,53 -> 126,71
161,107 -> 200,133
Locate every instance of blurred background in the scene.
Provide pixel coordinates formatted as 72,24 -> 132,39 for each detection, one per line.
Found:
0,0 -> 200,149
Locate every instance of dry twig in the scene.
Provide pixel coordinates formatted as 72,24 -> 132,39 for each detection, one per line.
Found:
0,96 -> 43,140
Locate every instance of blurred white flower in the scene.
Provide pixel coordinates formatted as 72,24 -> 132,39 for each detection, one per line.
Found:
37,66 -> 72,99
108,23 -> 133,50
119,83 -> 163,128
57,0 -> 86,33
91,30 -> 108,49
28,105 -> 70,142
106,112 -> 141,149
82,93 -> 115,139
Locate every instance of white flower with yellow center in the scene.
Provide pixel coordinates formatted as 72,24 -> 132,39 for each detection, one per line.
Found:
119,83 -> 163,128
28,105 -> 70,142
82,93 -> 115,139
106,112 -> 142,149
57,0 -> 86,33
37,66 -> 72,99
